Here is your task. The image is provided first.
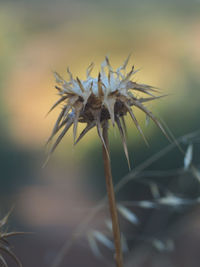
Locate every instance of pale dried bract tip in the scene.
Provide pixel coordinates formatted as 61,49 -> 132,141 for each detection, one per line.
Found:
47,56 -> 167,168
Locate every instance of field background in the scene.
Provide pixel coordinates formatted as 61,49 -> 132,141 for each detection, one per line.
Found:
0,0 -> 200,266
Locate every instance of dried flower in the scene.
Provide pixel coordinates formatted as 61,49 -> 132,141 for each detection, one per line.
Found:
47,55 -> 166,167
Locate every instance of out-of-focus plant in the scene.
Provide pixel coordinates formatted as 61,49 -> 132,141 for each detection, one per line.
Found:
46,56 -> 168,267
50,128 -> 200,267
0,209 -> 22,267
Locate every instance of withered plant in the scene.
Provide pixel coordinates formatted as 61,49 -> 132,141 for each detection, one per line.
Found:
47,56 -> 167,267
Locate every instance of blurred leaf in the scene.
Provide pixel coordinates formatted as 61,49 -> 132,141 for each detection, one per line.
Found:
184,144 -> 193,170
87,232 -> 102,259
150,183 -> 160,199
105,219 -> 112,232
145,114 -> 150,127
117,204 -> 139,225
121,233 -> 129,253
92,230 -> 114,250
152,238 -> 174,252
191,166 -> 200,182
137,200 -> 156,208
158,195 -> 188,206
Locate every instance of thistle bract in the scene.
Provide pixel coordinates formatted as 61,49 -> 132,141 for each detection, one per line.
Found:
47,56 -> 166,167
0,210 -> 22,267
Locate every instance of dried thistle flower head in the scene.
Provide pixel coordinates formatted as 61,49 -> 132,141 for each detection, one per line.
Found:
47,55 -> 167,167
0,210 -> 22,267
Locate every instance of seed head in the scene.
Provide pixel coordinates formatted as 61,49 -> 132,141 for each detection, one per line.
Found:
47,56 -> 167,168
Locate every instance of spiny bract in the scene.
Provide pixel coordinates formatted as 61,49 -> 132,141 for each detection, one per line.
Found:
0,210 -> 22,267
47,55 -> 166,167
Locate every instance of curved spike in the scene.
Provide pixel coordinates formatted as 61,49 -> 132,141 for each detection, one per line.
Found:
95,113 -> 110,160
48,116 -> 74,156
123,65 -> 135,82
1,237 -> 10,246
105,56 -> 113,84
75,121 -> 96,145
116,115 -> 131,170
125,102 -> 149,146
0,208 -> 14,228
46,111 -> 73,146
86,62 -> 94,78
82,81 -> 93,109
67,67 -> 73,81
103,96 -> 116,127
127,81 -> 160,94
46,108 -> 67,145
55,85 -> 62,92
121,116 -> 127,137
2,231 -> 30,239
138,94 -> 168,103
45,96 -> 68,117
98,73 -> 104,97
63,95 -> 79,118
108,71 -> 111,84
0,245 -> 22,267
138,83 -> 160,92
76,77 -> 85,93
122,54 -> 131,70
105,56 -> 112,69
73,104 -> 83,143
133,100 -> 170,141
54,72 -> 64,84
129,87 -> 155,97
63,103 -> 73,118
73,117 -> 79,144
0,254 -> 8,267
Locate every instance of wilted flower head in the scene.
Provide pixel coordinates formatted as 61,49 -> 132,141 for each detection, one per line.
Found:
47,56 -> 166,167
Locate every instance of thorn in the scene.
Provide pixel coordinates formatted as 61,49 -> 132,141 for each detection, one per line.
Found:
98,73 -> 104,97
45,96 -> 68,117
125,103 -> 149,146
76,77 -> 85,93
75,122 -> 96,145
116,115 -> 131,170
133,100 -> 171,142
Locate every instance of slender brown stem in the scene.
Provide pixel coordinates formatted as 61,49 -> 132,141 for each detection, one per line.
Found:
102,123 -> 123,267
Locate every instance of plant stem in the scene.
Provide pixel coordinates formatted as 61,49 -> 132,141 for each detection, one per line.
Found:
102,123 -> 123,267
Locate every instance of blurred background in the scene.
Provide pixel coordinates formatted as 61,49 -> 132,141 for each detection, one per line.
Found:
0,0 -> 200,266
